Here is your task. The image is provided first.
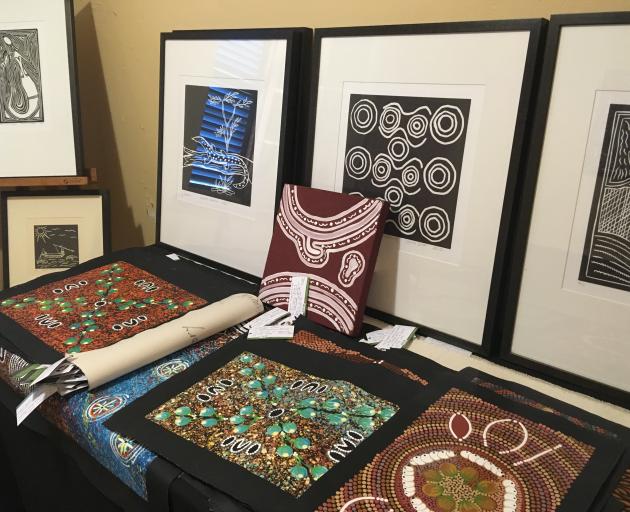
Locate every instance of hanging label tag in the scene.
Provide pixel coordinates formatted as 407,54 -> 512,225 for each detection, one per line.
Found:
288,275 -> 309,316
248,325 -> 295,340
16,384 -> 58,426
166,253 -> 180,261
244,307 -> 290,330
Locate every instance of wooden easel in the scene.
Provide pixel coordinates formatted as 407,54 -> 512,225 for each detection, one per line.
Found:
0,168 -> 98,188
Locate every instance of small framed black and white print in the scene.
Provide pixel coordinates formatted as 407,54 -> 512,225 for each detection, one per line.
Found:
1,190 -> 110,288
0,0 -> 83,177
304,20 -> 545,353
501,12 -> 630,406
156,29 -> 310,279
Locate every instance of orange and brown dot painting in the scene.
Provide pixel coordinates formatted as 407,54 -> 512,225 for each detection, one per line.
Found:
0,261 -> 205,354
317,388 -> 594,512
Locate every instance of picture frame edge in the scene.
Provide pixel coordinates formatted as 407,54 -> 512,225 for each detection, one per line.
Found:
305,19 -> 548,356
1,189 -> 110,290
497,11 -> 630,407
154,27 -> 313,277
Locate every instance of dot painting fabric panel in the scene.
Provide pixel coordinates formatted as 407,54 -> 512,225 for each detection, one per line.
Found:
288,329 -> 429,386
105,327 -> 430,511
0,261 -> 206,354
260,184 -> 388,336
317,387 -> 607,512
147,350 -> 398,497
458,368 -> 630,512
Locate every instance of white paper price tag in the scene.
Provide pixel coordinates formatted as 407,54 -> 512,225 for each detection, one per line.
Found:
244,307 -> 290,330
378,325 -> 417,350
247,325 -> 295,340
288,275 -> 309,316
16,383 -> 57,426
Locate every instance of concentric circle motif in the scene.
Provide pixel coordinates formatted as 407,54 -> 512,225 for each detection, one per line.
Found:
401,163 -> 421,190
430,105 -> 465,145
384,186 -> 404,208
349,99 -> 378,134
397,206 -> 418,235
423,157 -> 457,195
110,432 -> 145,466
345,146 -> 372,180
419,206 -> 450,243
155,359 -> 190,379
85,394 -> 128,422
372,154 -> 392,183
379,103 -> 402,136
387,136 -> 410,162
407,111 -> 430,139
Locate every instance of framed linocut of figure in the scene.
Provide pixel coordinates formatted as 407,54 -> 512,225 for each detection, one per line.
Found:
156,29 -> 310,279
0,0 -> 83,177
1,190 -> 110,288
501,12 -> 630,407
304,20 -> 545,352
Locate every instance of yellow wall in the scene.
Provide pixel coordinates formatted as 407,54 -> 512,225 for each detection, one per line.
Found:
72,0 -> 629,250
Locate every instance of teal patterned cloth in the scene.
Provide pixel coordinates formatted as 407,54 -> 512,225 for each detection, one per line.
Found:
0,326 -> 243,499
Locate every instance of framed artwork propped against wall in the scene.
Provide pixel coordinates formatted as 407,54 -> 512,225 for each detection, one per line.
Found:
0,0 -> 83,177
156,29 -> 311,280
304,20 -> 546,354
500,12 -> 630,408
1,190 -> 110,288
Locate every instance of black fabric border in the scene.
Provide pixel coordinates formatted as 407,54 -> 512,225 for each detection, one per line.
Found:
0,245 -> 257,364
0,378 -> 149,512
107,329 -> 450,512
108,328 -> 620,512
291,315 -> 454,383
459,367 -> 630,512
453,374 -> 622,512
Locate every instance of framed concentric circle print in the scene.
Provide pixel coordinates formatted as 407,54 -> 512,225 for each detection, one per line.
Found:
500,12 -> 630,407
156,29 -> 310,280
304,20 -> 546,353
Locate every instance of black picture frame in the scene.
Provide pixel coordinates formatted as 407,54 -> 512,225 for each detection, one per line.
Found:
302,20 -> 547,355
155,28 -> 312,282
1,189 -> 111,289
498,12 -> 630,409
0,0 -> 83,178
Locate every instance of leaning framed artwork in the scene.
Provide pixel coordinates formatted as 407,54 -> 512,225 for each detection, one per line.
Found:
0,0 -> 83,177
500,12 -> 630,407
1,190 -> 110,288
304,20 -> 546,353
156,29 -> 310,279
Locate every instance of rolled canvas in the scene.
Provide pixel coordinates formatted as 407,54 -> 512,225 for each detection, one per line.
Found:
67,293 -> 263,389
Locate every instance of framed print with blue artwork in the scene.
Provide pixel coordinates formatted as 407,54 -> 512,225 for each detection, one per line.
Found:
156,29 -> 311,279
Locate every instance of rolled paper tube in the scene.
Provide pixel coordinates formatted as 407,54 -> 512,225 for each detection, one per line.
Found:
67,293 -> 263,389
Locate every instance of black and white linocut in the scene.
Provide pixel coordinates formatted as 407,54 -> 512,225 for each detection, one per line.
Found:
34,225 -> 79,269
580,104 -> 630,292
181,85 -> 257,207
343,94 -> 471,249
0,29 -> 44,123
